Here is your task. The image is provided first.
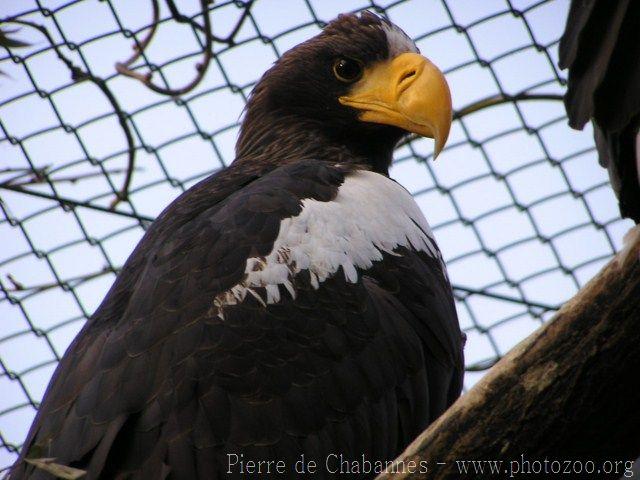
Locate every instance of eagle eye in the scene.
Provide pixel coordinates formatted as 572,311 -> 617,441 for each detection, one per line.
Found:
333,58 -> 363,83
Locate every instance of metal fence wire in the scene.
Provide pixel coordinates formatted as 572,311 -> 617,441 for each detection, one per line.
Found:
0,0 -> 632,473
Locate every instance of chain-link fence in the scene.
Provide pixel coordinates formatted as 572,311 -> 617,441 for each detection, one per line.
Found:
0,0 -> 632,473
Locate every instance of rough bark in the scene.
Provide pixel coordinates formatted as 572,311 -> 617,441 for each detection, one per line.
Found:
378,229 -> 640,479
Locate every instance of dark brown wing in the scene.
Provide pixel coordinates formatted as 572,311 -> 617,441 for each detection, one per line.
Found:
559,0 -> 640,222
11,161 -> 462,479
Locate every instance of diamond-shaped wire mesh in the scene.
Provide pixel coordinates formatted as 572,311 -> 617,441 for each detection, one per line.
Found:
0,0 -> 633,473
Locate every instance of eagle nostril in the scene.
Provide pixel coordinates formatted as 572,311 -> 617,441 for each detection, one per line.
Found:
399,69 -> 417,86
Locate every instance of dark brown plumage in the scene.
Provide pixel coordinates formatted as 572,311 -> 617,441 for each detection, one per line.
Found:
236,13 -> 408,174
559,0 -> 640,222
10,12 -> 463,479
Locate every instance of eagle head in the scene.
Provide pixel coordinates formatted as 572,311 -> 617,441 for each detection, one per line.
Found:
236,12 -> 452,172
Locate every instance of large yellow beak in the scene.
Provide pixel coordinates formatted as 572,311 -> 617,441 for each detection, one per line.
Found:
339,52 -> 452,158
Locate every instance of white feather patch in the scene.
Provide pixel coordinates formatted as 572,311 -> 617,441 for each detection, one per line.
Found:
213,170 -> 443,313
380,22 -> 419,58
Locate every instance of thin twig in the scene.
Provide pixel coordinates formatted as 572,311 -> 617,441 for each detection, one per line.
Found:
453,285 -> 560,312
397,92 -> 564,149
89,76 -> 137,209
0,166 -> 49,186
4,19 -> 82,79
4,19 -> 138,210
115,0 -> 216,96
0,183 -> 154,222
4,267 -> 119,294
6,273 -> 25,291
455,92 -> 564,118
465,357 -> 500,372
165,0 -> 255,45
0,26 -> 31,48
1,167 -> 142,187
114,0 -> 160,72
0,25 -> 31,76
0,167 -> 43,174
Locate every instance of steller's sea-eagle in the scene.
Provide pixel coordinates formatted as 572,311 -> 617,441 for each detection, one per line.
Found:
11,12 -> 464,479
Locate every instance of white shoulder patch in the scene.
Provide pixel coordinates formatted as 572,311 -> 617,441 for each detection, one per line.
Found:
213,170 -> 442,314
380,22 -> 419,58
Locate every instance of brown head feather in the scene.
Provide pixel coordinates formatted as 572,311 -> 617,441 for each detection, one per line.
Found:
235,12 -> 417,174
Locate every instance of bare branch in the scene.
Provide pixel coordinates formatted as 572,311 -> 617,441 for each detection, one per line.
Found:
377,229 -> 640,479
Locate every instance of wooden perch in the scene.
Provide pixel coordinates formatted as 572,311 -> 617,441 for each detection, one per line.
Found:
378,229 -> 640,479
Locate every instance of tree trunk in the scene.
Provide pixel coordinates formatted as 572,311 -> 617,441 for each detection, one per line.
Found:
377,229 -> 640,479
